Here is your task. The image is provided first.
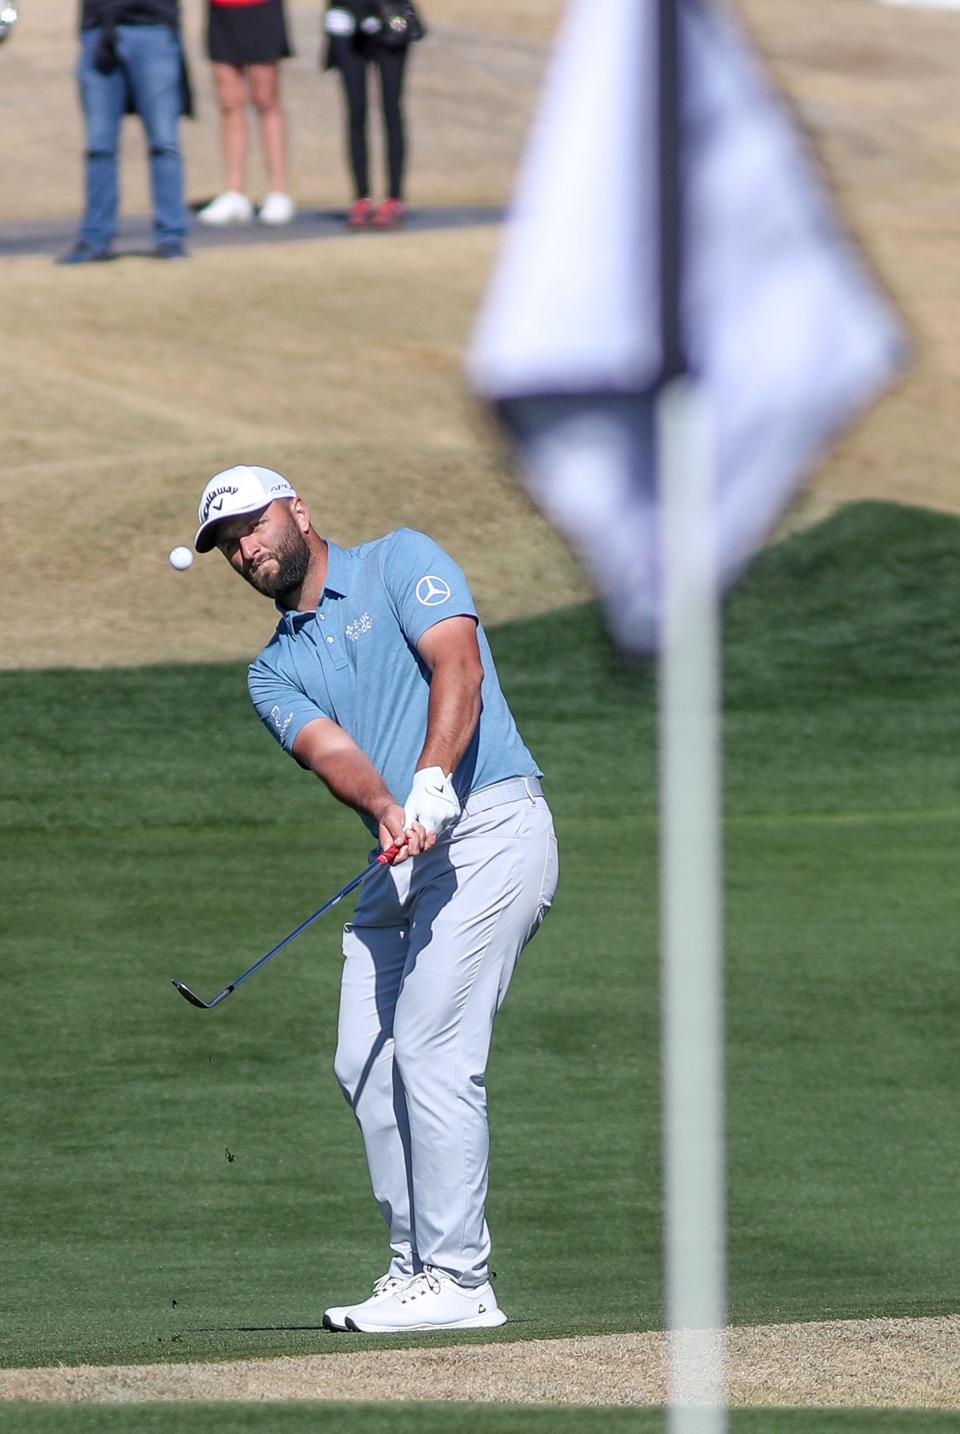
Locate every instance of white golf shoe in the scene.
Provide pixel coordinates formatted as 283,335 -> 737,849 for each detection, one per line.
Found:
258,191 -> 296,225
322,1272 -> 405,1331
197,190 -> 254,226
344,1266 -> 507,1332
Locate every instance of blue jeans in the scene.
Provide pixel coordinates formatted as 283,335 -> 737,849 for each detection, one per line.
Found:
77,25 -> 186,250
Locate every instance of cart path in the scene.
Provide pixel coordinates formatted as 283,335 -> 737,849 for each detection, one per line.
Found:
0,204 -> 504,260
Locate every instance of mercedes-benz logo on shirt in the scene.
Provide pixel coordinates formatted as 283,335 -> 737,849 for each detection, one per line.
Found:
416,575 -> 452,607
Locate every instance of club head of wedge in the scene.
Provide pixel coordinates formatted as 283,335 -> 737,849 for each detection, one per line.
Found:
170,979 -> 234,1009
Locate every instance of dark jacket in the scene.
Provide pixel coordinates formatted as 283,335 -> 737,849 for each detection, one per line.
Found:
81,0 -> 180,27
322,0 -> 424,71
322,1 -> 380,71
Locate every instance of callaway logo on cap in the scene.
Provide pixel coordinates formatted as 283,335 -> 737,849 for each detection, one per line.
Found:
194,465 -> 298,552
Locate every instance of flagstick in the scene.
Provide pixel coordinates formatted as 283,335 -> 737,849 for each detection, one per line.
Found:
657,375 -> 728,1432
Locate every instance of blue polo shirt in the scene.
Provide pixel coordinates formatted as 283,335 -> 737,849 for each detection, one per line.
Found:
247,529 -> 541,832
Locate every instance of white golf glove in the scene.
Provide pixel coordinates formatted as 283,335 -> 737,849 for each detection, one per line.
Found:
403,766 -> 460,839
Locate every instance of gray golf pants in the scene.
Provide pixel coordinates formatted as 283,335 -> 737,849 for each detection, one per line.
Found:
334,778 -> 559,1287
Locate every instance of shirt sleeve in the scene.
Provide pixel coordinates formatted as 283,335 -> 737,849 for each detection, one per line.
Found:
380,529 -> 479,648
248,651 -> 332,757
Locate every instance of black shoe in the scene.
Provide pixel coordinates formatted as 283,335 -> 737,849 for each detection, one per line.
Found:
154,241 -> 187,260
56,241 -> 112,265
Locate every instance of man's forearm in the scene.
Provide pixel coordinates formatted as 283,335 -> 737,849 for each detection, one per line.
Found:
312,747 -> 397,824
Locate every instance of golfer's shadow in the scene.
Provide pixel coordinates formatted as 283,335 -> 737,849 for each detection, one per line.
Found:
184,1322 -> 328,1333
185,1316 -> 536,1333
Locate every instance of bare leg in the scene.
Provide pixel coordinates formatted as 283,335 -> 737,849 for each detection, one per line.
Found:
212,61 -> 249,193
248,62 -> 286,194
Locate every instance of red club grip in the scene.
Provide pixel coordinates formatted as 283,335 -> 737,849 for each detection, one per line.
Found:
377,841 -> 405,865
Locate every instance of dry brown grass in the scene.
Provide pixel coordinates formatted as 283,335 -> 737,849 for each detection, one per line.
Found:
2,0 -> 959,674
0,229 -> 589,669
742,0 -> 960,525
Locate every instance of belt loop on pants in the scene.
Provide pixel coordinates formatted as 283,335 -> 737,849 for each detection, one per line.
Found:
461,775 -> 544,817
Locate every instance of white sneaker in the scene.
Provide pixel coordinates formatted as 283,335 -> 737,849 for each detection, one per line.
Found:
344,1266 -> 507,1332
322,1272 -> 405,1331
197,191 -> 254,226
258,191 -> 296,225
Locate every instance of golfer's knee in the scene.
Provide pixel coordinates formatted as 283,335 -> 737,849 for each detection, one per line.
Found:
333,1041 -> 363,1102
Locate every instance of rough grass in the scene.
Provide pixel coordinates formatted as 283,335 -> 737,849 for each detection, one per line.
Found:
4,0 -> 960,674
0,229 -> 589,669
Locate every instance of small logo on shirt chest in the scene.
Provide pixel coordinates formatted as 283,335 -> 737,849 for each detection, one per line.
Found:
346,611 -> 374,641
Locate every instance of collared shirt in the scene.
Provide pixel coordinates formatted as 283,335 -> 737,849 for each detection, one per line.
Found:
247,529 -> 541,832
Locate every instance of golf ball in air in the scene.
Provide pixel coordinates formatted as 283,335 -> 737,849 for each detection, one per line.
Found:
169,546 -> 194,571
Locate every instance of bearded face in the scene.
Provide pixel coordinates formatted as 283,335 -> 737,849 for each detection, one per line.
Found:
242,513 -> 311,601
216,500 -> 312,604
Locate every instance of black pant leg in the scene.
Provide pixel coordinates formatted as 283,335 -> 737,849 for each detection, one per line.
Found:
331,37 -> 370,199
375,45 -> 408,201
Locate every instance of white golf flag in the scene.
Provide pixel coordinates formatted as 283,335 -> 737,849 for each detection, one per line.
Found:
468,0 -> 906,654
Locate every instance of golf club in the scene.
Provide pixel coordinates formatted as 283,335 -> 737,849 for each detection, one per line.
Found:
171,841 -> 403,1009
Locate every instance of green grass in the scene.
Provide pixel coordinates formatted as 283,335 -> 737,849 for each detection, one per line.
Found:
1,1407 -> 960,1434
0,501 -> 958,1370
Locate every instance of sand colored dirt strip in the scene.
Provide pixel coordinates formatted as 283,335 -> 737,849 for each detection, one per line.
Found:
2,1318 -> 959,1408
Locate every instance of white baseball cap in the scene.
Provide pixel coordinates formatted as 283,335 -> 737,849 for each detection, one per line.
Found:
195,465 -> 298,553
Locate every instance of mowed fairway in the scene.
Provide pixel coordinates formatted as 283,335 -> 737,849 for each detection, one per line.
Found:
2,503 -> 960,1426
0,601 -> 654,1369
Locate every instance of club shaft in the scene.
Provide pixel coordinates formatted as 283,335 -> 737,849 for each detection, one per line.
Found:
224,861 -> 379,997
172,843 -> 404,1009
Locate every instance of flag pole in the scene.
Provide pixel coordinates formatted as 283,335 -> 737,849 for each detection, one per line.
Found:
656,1 -> 728,1429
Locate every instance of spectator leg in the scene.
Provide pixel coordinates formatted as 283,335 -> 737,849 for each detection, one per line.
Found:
212,61 -> 249,195
76,29 -> 126,250
248,62 -> 287,196
123,24 -> 187,246
377,46 -> 408,201
333,38 -> 370,199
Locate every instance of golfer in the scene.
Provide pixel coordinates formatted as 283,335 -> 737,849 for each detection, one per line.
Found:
194,464 -> 558,1332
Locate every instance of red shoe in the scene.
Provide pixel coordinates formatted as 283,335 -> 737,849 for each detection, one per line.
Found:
371,199 -> 405,229
347,198 -> 374,229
